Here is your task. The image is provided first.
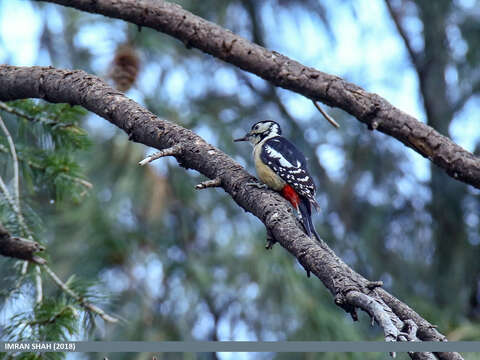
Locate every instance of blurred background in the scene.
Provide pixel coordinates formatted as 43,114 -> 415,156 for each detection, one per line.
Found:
0,0 -> 480,359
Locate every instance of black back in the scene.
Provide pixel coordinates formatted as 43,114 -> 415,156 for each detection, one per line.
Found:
260,136 -> 316,196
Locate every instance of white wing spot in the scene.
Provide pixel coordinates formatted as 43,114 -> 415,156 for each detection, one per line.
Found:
265,145 -> 296,168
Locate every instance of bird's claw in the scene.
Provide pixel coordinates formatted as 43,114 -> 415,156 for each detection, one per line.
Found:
265,238 -> 275,250
366,280 -> 384,289
265,229 -> 276,250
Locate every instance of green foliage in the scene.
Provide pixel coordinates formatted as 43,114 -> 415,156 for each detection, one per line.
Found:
1,299 -> 77,360
5,299 -> 78,341
0,99 -> 107,350
0,352 -> 65,360
1,100 -> 90,203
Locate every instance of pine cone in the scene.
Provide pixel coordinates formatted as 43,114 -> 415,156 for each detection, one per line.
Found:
110,44 -> 140,92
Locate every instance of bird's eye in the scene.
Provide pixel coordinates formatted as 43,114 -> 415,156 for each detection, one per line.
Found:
254,125 -> 259,130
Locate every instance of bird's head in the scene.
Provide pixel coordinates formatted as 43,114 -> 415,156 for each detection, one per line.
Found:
234,120 -> 282,145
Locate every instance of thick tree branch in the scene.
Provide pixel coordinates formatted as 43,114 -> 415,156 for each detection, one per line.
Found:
40,0 -> 480,191
0,223 -> 46,264
0,65 -> 463,359
346,291 -> 436,360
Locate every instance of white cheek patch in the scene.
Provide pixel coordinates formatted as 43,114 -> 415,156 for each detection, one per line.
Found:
265,145 -> 297,168
271,124 -> 280,136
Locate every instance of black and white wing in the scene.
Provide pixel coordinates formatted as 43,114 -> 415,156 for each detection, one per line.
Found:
260,136 -> 319,208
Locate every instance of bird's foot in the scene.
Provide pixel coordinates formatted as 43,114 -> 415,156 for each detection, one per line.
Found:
246,182 -> 268,189
366,280 -> 383,290
265,238 -> 276,250
265,229 -> 277,250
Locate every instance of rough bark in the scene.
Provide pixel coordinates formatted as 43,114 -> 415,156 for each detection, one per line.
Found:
0,223 -> 46,264
0,65 -> 463,359
40,0 -> 480,191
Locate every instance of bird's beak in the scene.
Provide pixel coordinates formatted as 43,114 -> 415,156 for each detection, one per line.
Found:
234,132 -> 250,142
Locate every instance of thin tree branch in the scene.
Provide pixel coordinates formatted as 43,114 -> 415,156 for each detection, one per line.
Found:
21,260 -> 28,275
384,0 -> 423,72
0,139 -> 36,265
0,144 -> 45,299
35,266 -> 43,303
195,177 -> 222,190
0,160 -> 46,304
138,144 -> 182,166
452,79 -> 480,115
0,175 -> 32,241
0,65 -> 463,359
0,114 -> 20,208
0,175 -> 15,209
0,143 -> 93,192
312,100 -> 340,128
39,0 -> 480,191
0,100 -> 68,127
43,264 -> 118,323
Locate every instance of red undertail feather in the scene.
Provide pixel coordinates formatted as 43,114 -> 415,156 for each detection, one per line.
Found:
282,184 -> 320,241
281,184 -> 300,209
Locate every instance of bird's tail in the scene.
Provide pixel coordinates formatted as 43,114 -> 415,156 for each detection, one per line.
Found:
298,197 -> 320,241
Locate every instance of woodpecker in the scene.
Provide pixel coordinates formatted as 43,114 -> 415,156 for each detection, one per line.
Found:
234,120 -> 320,240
